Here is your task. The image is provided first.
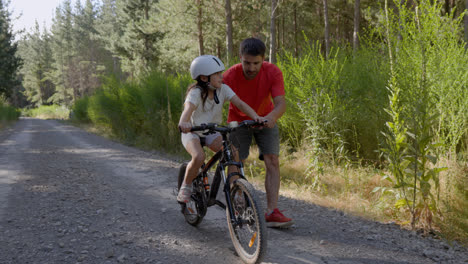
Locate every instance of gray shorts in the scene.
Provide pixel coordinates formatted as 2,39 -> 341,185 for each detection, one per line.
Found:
230,124 -> 280,160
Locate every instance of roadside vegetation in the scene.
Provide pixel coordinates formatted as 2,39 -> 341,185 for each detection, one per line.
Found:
7,0 -> 467,246
22,105 -> 70,120
0,97 -> 20,129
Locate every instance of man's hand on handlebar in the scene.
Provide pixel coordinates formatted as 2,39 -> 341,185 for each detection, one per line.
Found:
263,116 -> 277,129
252,115 -> 268,127
178,122 -> 192,133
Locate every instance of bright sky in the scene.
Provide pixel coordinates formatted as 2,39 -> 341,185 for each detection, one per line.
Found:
10,0 -> 85,36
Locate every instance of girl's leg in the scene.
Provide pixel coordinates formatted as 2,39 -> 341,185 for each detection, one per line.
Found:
206,134 -> 222,152
183,138 -> 205,185
178,137 -> 205,203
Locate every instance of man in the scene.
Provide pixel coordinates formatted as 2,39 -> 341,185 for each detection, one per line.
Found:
223,37 -> 293,228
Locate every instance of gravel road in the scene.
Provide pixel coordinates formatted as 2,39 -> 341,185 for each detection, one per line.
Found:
0,118 -> 467,264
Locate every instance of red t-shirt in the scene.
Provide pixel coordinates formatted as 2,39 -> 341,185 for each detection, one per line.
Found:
223,61 -> 285,122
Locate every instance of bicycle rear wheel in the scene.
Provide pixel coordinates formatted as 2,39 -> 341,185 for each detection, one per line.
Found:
226,179 -> 267,264
177,163 -> 205,226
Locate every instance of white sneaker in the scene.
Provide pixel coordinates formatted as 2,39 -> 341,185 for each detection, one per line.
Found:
177,184 -> 192,203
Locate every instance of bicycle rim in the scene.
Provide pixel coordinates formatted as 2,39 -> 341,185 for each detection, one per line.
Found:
226,179 -> 267,264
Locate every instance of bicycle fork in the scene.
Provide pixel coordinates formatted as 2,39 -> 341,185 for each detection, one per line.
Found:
220,162 -> 247,228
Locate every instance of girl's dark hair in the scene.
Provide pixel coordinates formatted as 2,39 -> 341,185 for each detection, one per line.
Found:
186,77 -> 210,110
239,38 -> 266,57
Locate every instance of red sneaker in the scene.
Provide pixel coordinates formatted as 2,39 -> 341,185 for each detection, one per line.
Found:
265,208 -> 294,228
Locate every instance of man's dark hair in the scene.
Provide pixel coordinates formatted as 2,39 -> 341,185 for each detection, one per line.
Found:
239,38 -> 266,57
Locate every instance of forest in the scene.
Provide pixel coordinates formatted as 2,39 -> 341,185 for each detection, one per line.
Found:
1,0 -> 467,243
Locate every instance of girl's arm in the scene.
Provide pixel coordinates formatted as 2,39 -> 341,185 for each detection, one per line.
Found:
230,95 -> 262,122
178,102 -> 196,133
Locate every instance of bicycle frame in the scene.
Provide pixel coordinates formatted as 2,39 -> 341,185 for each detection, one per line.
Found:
200,132 -> 246,225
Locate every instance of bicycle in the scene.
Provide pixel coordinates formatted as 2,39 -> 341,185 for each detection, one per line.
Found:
177,120 -> 267,264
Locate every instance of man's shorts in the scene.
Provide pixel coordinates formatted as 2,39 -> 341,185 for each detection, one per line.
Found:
229,124 -> 280,160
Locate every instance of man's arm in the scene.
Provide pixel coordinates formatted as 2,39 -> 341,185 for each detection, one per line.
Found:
264,95 -> 286,128
230,95 -> 261,122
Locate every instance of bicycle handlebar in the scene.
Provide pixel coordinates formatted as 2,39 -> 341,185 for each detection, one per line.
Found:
190,120 -> 267,134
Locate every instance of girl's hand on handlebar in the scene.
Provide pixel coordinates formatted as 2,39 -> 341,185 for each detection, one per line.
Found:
178,122 -> 192,133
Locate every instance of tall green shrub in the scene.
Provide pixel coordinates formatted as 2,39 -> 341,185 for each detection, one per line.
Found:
73,71 -> 192,153
340,40 -> 390,161
380,0 -> 457,230
279,43 -> 347,161
279,38 -> 391,163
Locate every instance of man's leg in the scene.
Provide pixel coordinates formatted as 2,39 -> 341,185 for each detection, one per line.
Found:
255,125 -> 293,227
254,125 -> 281,212
263,154 -> 280,212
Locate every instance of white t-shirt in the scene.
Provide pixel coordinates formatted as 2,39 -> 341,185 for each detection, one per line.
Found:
185,84 -> 236,127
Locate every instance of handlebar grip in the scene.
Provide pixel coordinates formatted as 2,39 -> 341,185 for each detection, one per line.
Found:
240,119 -> 268,127
190,125 -> 205,132
190,123 -> 217,132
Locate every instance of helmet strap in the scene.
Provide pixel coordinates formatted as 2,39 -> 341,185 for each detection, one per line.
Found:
197,76 -> 219,104
206,76 -> 217,91
213,90 -> 219,104
207,76 -> 220,104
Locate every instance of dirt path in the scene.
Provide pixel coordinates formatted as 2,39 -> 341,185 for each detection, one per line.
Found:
0,118 -> 466,264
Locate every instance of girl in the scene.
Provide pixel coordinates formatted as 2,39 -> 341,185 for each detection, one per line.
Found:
177,55 -> 262,203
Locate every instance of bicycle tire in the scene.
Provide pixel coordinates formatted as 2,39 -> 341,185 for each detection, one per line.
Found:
177,163 -> 205,226
226,179 -> 267,264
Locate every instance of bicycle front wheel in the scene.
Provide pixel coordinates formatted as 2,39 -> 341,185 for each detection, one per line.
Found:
226,179 -> 267,264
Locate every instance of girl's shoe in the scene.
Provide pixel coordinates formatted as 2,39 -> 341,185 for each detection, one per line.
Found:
177,184 -> 192,203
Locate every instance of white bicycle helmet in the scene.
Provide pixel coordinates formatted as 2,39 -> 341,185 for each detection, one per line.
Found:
190,55 -> 225,80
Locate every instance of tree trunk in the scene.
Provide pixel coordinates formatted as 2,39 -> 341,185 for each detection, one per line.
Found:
269,0 -> 278,63
217,40 -> 221,59
277,20 -> 280,51
224,0 -> 233,63
281,9 -> 285,50
144,0 -> 150,66
323,0 -> 330,59
294,3 -> 298,57
444,0 -> 454,15
353,0 -> 360,52
465,0 -> 468,47
197,0 -> 204,56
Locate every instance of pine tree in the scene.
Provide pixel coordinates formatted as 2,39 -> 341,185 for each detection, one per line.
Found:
49,0 -> 75,106
95,0 -> 123,77
0,0 -> 21,99
116,0 -> 160,77
72,0 -> 105,97
18,21 -> 55,106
